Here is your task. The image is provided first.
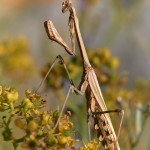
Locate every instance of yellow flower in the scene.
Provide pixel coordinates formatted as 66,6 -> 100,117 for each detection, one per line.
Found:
22,98 -> 34,109
3,88 -> 18,103
58,135 -> 68,145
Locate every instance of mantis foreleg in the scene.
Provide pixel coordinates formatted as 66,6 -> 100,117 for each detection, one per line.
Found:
35,55 -> 74,93
35,54 -> 84,133
44,20 -> 76,56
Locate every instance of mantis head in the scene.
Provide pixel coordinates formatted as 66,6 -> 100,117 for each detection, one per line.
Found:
62,0 -> 72,13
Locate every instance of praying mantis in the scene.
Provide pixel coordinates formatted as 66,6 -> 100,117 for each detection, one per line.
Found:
36,0 -> 124,149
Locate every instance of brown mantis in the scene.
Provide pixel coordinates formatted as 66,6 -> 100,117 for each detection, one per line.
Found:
36,0 -> 124,149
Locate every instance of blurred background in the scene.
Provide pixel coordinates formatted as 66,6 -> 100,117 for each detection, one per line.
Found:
0,0 -> 150,149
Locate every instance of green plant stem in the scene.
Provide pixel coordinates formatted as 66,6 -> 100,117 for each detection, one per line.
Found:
131,115 -> 149,149
13,136 -> 26,150
13,142 -> 19,150
126,103 -> 133,150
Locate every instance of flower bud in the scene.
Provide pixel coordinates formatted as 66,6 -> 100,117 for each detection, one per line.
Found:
47,136 -> 58,146
40,112 -> 52,126
78,147 -> 86,150
58,136 -> 68,145
108,57 -> 120,70
101,48 -> 111,61
25,89 -> 31,98
27,120 -> 37,132
93,56 -> 100,67
22,98 -> 34,109
37,129 -> 43,137
53,110 -> 59,120
63,121 -> 73,130
14,119 -> 25,130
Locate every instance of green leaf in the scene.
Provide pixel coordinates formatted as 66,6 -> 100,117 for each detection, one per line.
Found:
33,99 -> 41,108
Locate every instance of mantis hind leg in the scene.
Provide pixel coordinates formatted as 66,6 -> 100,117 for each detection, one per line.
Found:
51,85 -> 74,133
93,109 -> 124,146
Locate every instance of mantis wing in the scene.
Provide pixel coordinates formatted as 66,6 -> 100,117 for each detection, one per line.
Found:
88,68 -> 108,112
88,69 -> 119,147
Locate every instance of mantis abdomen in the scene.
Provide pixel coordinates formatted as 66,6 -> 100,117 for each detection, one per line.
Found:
86,85 -> 120,150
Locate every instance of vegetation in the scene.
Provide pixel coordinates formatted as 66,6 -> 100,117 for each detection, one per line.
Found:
0,0 -> 150,150
0,86 -> 100,149
0,48 -> 149,150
